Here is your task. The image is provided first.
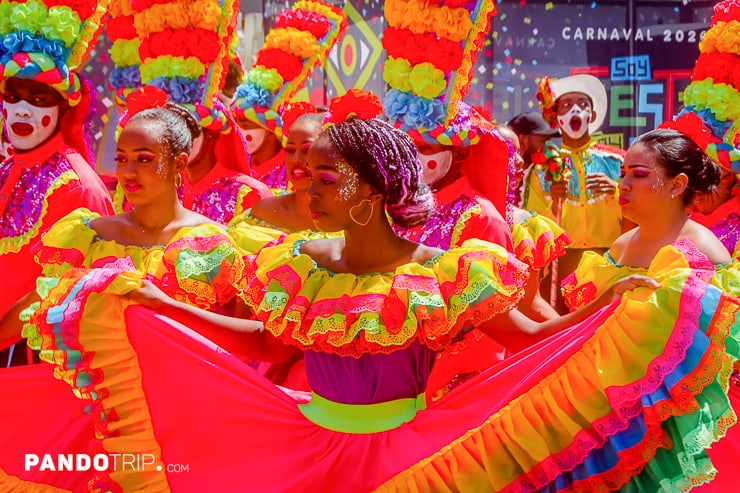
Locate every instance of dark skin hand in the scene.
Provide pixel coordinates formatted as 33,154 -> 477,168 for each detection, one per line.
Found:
130,280 -> 295,363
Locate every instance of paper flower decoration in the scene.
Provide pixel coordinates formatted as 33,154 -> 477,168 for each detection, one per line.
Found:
230,0 -> 347,138
381,0 -> 497,146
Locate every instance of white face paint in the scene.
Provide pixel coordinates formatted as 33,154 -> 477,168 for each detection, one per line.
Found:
419,150 -> 453,187
557,105 -> 592,140
3,100 -> 59,150
239,128 -> 266,155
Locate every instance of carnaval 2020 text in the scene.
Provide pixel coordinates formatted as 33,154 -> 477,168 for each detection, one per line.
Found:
561,26 -> 706,43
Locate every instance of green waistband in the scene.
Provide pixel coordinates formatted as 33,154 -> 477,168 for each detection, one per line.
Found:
298,392 -> 427,434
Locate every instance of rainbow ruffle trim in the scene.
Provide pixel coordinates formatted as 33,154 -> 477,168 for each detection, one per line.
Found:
512,212 -> 570,270
379,240 -> 740,491
241,238 -> 528,358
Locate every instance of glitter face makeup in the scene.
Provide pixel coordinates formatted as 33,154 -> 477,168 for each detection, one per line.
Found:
155,135 -> 171,178
649,165 -> 667,192
335,160 -> 359,201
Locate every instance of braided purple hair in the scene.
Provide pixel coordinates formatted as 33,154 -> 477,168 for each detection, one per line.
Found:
323,118 -> 434,228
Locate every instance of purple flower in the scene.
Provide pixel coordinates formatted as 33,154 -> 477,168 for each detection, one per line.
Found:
151,77 -> 203,104
110,66 -> 141,89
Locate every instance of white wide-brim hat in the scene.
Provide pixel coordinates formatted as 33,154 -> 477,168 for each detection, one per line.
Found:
549,74 -> 607,134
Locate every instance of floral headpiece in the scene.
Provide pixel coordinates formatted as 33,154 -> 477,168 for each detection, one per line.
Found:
107,0 -> 239,132
536,77 -> 558,129
0,0 -> 110,106
322,89 -> 383,129
116,85 -> 169,132
230,0 -> 347,139
280,100 -> 317,138
381,0 -> 497,147
664,0 -> 740,174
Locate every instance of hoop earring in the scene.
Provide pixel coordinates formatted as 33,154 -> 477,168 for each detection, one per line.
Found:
174,173 -> 183,188
349,199 -> 373,226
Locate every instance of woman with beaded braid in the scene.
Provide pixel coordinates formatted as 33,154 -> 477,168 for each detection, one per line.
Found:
21,91 -> 740,492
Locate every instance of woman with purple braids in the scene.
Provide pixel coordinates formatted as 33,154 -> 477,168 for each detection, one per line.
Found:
25,91 -> 740,492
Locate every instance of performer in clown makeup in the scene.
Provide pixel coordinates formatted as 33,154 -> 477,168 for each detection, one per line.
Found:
524,74 -> 628,313
402,126 -> 513,252
231,112 -> 286,190
0,76 -> 114,366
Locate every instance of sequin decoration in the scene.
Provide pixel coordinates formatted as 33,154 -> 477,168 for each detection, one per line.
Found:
393,195 -> 477,250
0,161 -> 12,189
189,177 -> 245,224
0,153 -> 72,237
335,161 -> 359,202
259,166 -> 289,191
710,212 -> 740,256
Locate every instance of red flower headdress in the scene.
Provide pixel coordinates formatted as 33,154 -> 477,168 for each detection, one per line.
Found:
659,113 -> 720,151
322,89 -> 383,129
280,101 -> 318,137
116,85 -> 170,132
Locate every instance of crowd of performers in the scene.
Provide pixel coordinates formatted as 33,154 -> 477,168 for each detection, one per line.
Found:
1,0 -> 740,491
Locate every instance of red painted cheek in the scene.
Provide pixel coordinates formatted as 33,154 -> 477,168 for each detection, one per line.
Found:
245,134 -> 253,142
41,115 -> 52,127
427,160 -> 438,170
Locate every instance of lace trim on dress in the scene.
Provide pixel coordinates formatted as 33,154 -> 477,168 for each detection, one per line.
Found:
242,240 -> 528,357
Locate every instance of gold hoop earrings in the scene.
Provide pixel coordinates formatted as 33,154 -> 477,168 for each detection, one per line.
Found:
349,199 -> 373,226
174,173 -> 183,188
